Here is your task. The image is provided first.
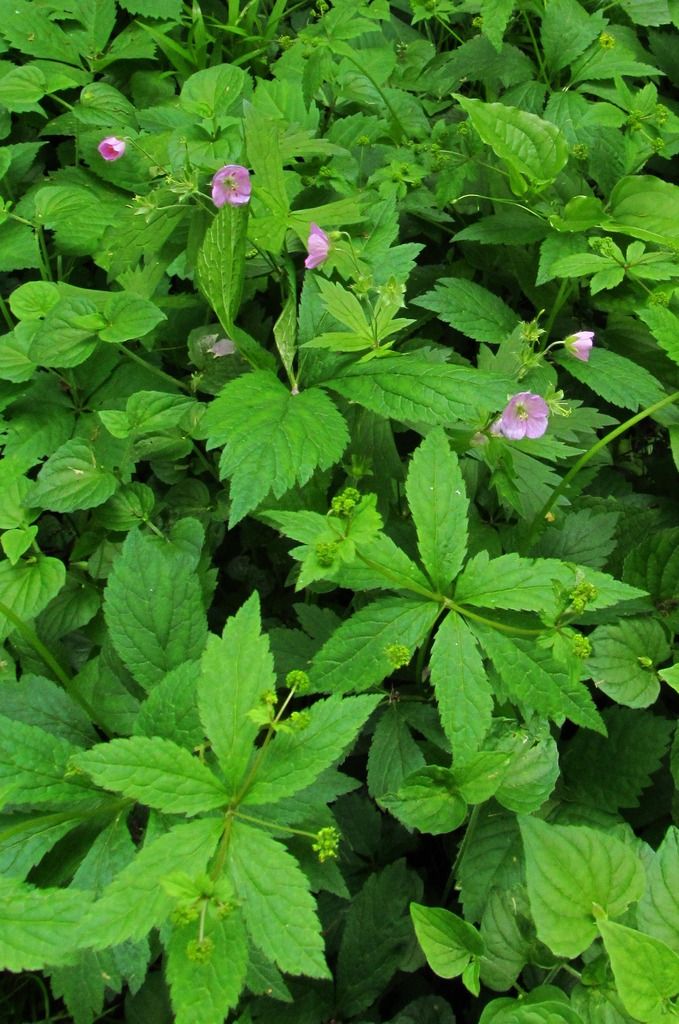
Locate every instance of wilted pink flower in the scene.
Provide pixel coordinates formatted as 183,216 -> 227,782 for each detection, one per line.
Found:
208,337 -> 236,357
98,136 -> 126,161
565,330 -> 594,362
211,165 -> 251,207
495,392 -> 549,440
304,223 -> 330,270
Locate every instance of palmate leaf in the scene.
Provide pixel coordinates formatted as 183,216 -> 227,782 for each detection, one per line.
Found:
520,816 -> 646,958
0,877 -> 90,971
405,428 -> 468,592
81,818 -> 223,949
324,355 -> 512,425
197,593 -> 276,796
310,596 -> 440,694
471,622 -> 605,734
166,910 -> 249,1024
454,551 -> 574,616
203,371 -> 349,525
104,528 -> 207,692
242,694 -> 380,806
226,821 -> 329,979
429,612 -> 493,763
72,737 -> 228,815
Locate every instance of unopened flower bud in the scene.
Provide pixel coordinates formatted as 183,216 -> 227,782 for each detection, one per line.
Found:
385,643 -> 411,669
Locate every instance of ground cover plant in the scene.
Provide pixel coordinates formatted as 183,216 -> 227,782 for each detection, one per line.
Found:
0,0 -> 679,1020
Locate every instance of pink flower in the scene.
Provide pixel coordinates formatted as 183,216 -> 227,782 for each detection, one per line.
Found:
304,223 -> 330,270
98,136 -> 126,161
211,165 -> 251,207
565,330 -> 594,362
495,392 -> 549,440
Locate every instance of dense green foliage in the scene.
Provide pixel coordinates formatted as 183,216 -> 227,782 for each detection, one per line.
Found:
0,0 -> 678,1020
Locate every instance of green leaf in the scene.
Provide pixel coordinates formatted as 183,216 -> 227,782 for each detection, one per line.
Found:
588,618 -> 669,708
367,705 -> 425,798
72,737 -> 227,815
415,278 -> 518,344
331,531 -> 432,593
310,596 -> 440,694
480,888 -> 533,991
336,860 -> 421,1017
196,205 -> 249,333
0,220 -> 40,273
198,594 -> 275,795
96,482 -> 155,531
472,623 -> 605,734
98,293 -> 166,343
0,555 -> 65,641
494,734 -> 559,814
28,297 -> 102,369
325,355 -> 512,424
82,818 -> 222,949
243,694 -> 380,805
636,827 -> 679,954
605,175 -> 679,246
541,0 -> 605,73
203,372 -> 349,526
455,95 -> 569,186
520,816 -> 646,957
429,612 -> 493,762
623,527 -> 679,604
28,438 -> 117,513
103,527 -> 208,691
166,910 -> 248,1024
180,64 -> 248,127
0,714 -> 92,806
0,673 -> 97,747
381,766 -> 467,834
244,104 -> 289,220
562,707 -> 673,811
0,878 -> 90,970
405,428 -> 468,591
134,661 -> 203,750
227,821 -> 329,979
638,305 -> 679,368
316,278 -> 372,337
599,920 -> 679,1022
557,348 -> 664,411
458,803 -> 522,922
410,903 -> 484,979
0,0 -> 82,64
454,552 -> 574,615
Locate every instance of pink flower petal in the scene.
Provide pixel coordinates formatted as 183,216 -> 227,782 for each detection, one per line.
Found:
211,164 -> 251,208
98,136 -> 126,161
566,330 -> 595,362
304,223 -> 330,270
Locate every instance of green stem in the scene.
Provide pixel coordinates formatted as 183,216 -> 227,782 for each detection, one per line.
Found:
0,294 -> 14,330
0,599 -> 97,720
119,344 -> 191,393
542,278 -> 571,340
523,10 -> 551,88
528,389 -> 679,542
37,226 -> 54,282
339,51 -> 407,141
233,809 -> 318,840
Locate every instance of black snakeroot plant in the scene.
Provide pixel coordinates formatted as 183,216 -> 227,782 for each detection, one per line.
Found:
0,0 -> 678,1021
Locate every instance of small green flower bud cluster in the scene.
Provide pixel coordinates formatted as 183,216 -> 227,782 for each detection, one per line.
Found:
312,826 -> 340,862
315,540 -> 339,567
589,236 -> 618,258
330,487 -> 362,518
171,903 -> 201,926
654,104 -> 669,126
186,937 -> 215,963
288,709 -> 311,731
637,655 -> 653,669
277,34 -> 294,49
598,31 -> 616,48
385,643 -> 411,669
571,633 -> 592,659
472,14 -> 483,26
568,581 -> 598,614
286,669 -> 311,693
571,143 -> 589,161
649,291 -> 671,306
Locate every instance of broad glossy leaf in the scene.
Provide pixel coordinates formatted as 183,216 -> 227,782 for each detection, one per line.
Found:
28,438 -> 117,513
599,920 -> 679,1022
520,816 -> 646,957
588,618 -> 669,708
411,903 -> 484,979
636,827 -> 679,954
0,555 -> 65,641
380,766 -> 467,834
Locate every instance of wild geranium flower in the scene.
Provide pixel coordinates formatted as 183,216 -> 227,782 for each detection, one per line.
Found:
304,223 -> 330,269
98,136 -> 126,161
495,392 -> 550,440
565,330 -> 594,362
211,165 -> 251,207
208,338 -> 236,357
